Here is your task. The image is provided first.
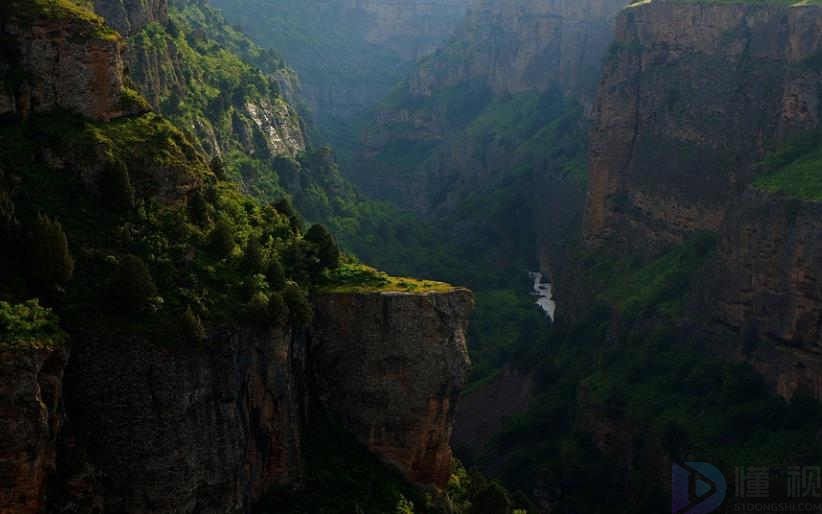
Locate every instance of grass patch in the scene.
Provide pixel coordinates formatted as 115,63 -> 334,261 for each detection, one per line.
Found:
3,0 -> 119,41
319,262 -> 456,294
755,139 -> 822,201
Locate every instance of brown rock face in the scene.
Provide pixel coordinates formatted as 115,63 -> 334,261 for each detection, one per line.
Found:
0,12 -> 132,121
310,290 -> 473,487
698,191 -> 822,399
584,1 -> 822,254
58,328 -> 303,513
0,346 -> 66,514
94,0 -> 168,36
411,0 -> 627,105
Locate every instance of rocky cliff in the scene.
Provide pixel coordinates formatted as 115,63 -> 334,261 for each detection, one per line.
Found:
93,0 -> 167,36
110,0 -> 306,165
581,0 -> 822,398
311,290 -> 473,487
209,0 -> 470,148
697,189 -> 822,399
359,0 -> 626,209
0,345 -> 66,514
46,289 -> 473,513
55,328 -> 303,513
0,2 -> 475,510
0,1 -> 140,122
409,0 -> 627,106
584,0 -> 822,253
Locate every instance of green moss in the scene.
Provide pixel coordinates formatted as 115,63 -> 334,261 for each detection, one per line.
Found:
3,0 -> 120,41
601,233 -> 717,319
319,262 -> 456,294
755,138 -> 822,200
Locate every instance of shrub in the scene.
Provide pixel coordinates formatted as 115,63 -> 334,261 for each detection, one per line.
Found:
266,258 -> 286,290
273,197 -> 301,232
99,161 -> 135,211
304,224 -> 340,270
247,291 -> 270,323
107,255 -> 158,312
181,306 -> 206,342
188,190 -> 210,226
210,156 -> 227,180
243,237 -> 265,273
208,219 -> 235,257
283,283 -> 312,327
28,214 -> 74,290
267,292 -> 288,326
0,299 -> 64,348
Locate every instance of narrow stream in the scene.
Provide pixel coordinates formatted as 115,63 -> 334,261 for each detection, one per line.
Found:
529,271 -> 556,322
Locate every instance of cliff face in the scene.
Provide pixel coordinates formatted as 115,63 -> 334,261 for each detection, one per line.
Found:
93,0 -> 167,36
410,0 -> 627,106
109,0 -> 306,163
209,0 -> 470,147
0,346 -> 66,514
0,5 -> 136,122
581,0 -> 822,398
584,1 -> 822,253
48,290 -> 473,513
340,0 -> 470,61
57,328 -> 303,513
311,290 -> 473,487
698,190 -> 822,399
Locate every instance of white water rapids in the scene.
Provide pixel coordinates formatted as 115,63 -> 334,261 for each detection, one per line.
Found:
529,271 -> 556,322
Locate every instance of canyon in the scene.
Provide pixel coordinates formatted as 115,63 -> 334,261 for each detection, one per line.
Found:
0,2 -> 475,512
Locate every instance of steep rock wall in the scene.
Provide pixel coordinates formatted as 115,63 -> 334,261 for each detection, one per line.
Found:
410,0 -> 627,105
0,7 -> 135,122
38,289 -> 473,513
698,190 -> 822,399
580,0 -> 822,398
310,290 -> 473,487
0,346 -> 66,514
57,328 -> 304,514
93,0 -> 167,36
584,1 -> 822,253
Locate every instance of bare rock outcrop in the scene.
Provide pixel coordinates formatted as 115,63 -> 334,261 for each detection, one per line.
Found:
584,0 -> 822,253
0,345 -> 67,514
310,290 -> 473,487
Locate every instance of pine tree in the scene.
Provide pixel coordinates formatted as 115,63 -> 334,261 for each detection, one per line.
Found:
283,283 -> 312,327
273,197 -> 301,232
304,224 -> 340,270
188,190 -> 210,226
29,214 -> 74,290
266,258 -> 286,290
108,255 -> 158,311
208,219 -> 235,257
181,306 -> 206,342
99,161 -> 135,211
243,237 -> 265,273
267,292 -> 288,326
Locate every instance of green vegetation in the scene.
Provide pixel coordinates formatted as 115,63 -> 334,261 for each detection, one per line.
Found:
0,109 -> 343,346
755,131 -> 822,200
256,411 -> 529,514
0,299 -> 65,349
319,262 -> 455,294
2,0 -> 119,40
28,213 -> 75,294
